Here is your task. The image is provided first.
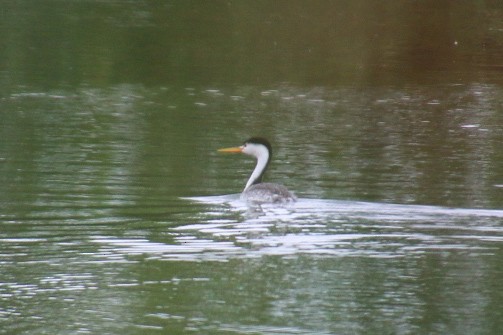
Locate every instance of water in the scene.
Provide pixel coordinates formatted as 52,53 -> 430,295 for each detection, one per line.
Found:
2,84 -> 502,335
2,1 -> 503,334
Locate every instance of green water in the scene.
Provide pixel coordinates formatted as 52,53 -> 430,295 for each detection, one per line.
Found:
1,2 -> 503,334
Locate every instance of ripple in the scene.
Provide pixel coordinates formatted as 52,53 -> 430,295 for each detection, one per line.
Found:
89,198 -> 503,262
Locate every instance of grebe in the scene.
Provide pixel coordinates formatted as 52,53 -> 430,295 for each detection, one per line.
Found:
218,137 -> 296,204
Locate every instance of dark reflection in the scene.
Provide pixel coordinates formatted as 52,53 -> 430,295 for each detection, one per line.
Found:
2,1 -> 503,88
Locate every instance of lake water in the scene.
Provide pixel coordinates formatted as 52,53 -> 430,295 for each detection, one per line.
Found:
1,2 -> 503,334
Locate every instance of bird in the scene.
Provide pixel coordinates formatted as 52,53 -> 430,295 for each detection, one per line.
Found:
218,137 -> 296,204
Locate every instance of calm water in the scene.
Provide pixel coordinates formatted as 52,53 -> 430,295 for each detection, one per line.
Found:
1,2 -> 503,335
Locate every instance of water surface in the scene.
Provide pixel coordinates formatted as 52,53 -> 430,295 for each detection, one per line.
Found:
1,1 -> 503,334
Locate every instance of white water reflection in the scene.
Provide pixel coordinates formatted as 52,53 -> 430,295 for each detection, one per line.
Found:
91,197 -> 503,262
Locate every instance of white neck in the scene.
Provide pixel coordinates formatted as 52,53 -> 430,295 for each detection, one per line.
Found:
244,146 -> 269,191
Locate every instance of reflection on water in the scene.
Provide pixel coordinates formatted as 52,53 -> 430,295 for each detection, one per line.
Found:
3,1 -> 503,87
2,195 -> 503,334
95,197 -> 503,262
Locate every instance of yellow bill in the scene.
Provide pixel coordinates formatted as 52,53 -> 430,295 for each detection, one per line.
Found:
217,146 -> 243,153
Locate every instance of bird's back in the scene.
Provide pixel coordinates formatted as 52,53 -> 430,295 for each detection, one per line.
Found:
242,182 -> 296,204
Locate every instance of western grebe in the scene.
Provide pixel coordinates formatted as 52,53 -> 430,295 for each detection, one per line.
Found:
218,137 -> 296,204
